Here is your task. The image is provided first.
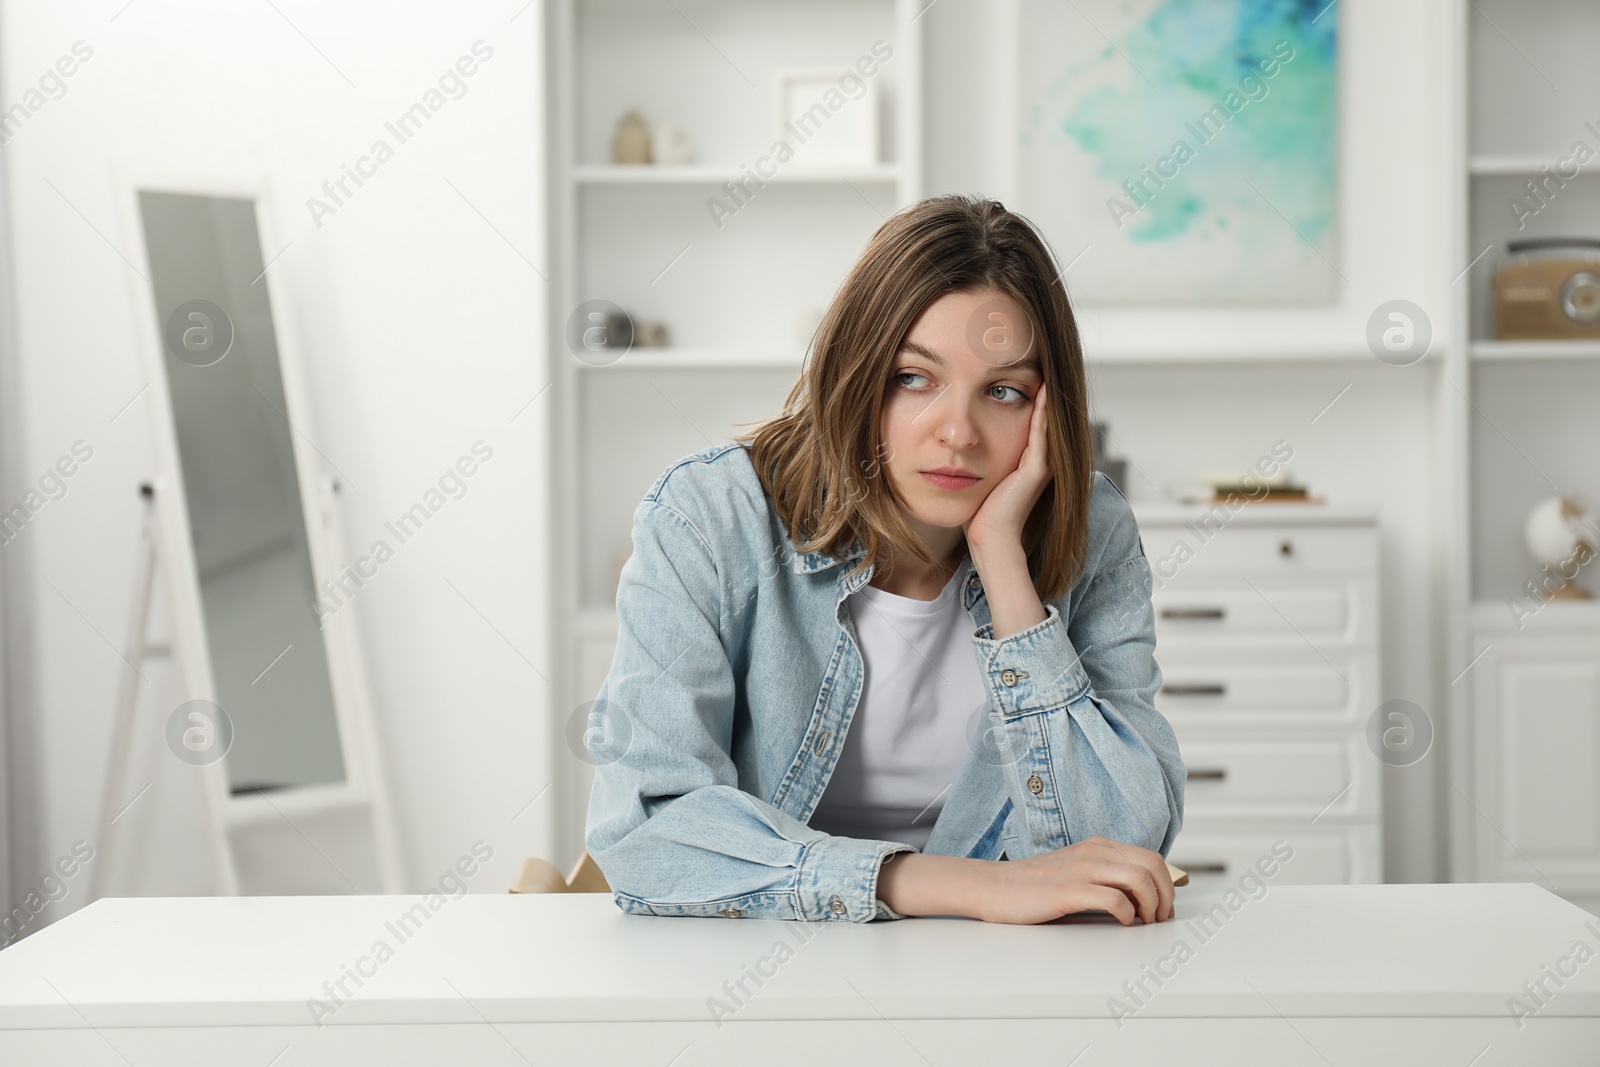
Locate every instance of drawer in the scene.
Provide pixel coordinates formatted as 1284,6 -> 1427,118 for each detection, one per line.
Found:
1154,653 -> 1378,730
1178,734 -> 1378,819
1141,522 -> 1377,583
1167,822 -> 1381,889
1151,578 -> 1376,648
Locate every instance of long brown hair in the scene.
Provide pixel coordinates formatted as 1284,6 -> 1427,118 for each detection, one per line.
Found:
732,194 -> 1095,603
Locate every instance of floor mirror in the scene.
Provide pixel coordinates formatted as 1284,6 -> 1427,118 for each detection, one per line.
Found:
104,171 -> 404,895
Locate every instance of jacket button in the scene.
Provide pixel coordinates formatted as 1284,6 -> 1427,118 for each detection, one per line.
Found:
814,729 -> 831,756
967,573 -> 980,589
1027,774 -> 1044,796
830,896 -> 848,915
1001,669 -> 1018,687
720,908 -> 744,918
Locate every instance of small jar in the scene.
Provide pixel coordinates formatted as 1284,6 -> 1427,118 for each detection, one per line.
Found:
612,109 -> 652,165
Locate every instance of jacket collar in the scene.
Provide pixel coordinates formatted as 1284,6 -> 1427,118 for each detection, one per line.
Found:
789,533 -> 987,609
789,538 -> 867,575
793,538 -> 877,598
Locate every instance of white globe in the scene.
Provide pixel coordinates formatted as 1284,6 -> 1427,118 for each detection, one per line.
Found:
1524,494 -> 1595,569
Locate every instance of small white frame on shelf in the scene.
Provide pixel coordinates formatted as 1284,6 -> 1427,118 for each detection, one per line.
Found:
774,66 -> 881,166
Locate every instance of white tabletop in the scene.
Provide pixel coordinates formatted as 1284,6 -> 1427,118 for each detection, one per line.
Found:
0,883 -> 1596,1029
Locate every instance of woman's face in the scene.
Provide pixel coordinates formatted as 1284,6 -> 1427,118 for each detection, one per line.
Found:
876,288 -> 1044,551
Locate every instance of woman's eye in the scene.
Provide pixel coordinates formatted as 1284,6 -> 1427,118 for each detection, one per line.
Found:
894,373 -> 1029,406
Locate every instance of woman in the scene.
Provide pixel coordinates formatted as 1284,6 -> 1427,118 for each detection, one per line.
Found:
584,194 -> 1184,925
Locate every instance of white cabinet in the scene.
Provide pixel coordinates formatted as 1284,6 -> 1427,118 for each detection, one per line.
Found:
1134,504 -> 1384,891
1466,607 -> 1600,904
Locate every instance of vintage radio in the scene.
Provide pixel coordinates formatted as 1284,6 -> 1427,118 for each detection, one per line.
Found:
1494,238 -> 1600,339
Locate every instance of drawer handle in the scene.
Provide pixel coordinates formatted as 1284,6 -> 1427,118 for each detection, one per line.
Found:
1161,683 -> 1227,697
1161,607 -> 1225,620
1179,862 -> 1228,875
1280,539 -> 1294,557
1187,768 -> 1227,781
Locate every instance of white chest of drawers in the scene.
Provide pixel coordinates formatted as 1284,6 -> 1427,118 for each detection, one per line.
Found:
1131,501 -> 1384,890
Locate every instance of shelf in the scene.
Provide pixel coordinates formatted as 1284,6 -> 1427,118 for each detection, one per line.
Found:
1132,502 -> 1378,526
1468,155 -> 1600,176
574,164 -> 902,186
1470,340 -> 1600,360
1082,340 -> 1436,364
576,342 -> 1438,369
1470,598 -> 1600,633
573,347 -> 805,370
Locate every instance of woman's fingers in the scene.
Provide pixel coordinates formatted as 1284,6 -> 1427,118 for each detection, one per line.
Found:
1087,838 -> 1175,922
1029,383 -> 1051,475
1076,883 -> 1136,926
1097,861 -> 1160,924
1111,850 -> 1172,922
987,838 -> 1179,926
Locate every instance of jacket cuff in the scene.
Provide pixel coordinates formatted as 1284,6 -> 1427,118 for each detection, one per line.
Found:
971,602 -> 1088,715
796,835 -> 919,922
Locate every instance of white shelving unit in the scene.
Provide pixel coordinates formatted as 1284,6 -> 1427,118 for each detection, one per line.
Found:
545,0 -> 924,863
1447,0 -> 1600,914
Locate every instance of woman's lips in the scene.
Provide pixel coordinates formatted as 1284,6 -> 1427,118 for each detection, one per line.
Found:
921,471 -> 980,490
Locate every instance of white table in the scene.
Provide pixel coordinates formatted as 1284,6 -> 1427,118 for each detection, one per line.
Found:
0,883 -> 1596,1065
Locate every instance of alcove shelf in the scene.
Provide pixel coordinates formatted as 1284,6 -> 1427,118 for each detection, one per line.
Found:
1446,0 -> 1600,916
545,0 -> 925,863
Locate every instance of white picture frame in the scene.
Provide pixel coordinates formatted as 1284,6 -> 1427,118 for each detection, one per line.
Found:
775,65 -> 880,167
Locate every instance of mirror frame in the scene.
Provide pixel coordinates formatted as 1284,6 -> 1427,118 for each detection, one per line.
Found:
111,165 -> 404,894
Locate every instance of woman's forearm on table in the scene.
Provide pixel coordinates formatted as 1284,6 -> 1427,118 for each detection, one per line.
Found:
876,852 -> 995,920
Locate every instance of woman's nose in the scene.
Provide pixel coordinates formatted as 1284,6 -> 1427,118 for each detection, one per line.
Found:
933,393 -> 980,450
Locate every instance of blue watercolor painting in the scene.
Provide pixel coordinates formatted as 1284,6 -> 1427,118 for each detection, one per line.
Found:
1017,0 -> 1338,303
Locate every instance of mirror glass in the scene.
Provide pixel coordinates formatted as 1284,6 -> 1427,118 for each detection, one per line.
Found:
138,191 -> 346,795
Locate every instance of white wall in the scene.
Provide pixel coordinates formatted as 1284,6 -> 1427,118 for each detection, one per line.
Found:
2,0 -> 552,925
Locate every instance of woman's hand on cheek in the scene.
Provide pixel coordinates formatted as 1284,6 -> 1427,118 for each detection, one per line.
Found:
962,382 -> 1052,554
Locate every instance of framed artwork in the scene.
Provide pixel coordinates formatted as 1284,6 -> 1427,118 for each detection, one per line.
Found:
1015,0 -> 1339,303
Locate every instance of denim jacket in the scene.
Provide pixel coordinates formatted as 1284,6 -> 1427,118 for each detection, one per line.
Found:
584,441 -> 1185,922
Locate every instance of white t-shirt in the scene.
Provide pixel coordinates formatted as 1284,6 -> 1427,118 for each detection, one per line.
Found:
808,562 -> 987,850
